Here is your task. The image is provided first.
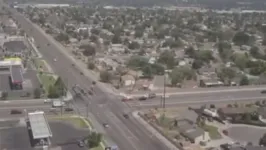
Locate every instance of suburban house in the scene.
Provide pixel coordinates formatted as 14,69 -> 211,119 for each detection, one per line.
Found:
177,119 -> 210,144
121,74 -> 135,86
108,44 -> 126,54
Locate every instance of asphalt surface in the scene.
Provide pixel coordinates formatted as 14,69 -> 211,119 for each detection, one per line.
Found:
6,5 -> 170,150
50,121 -> 89,150
0,120 -> 88,150
128,90 -> 266,108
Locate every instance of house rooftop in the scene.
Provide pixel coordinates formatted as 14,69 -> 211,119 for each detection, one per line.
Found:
3,41 -> 26,53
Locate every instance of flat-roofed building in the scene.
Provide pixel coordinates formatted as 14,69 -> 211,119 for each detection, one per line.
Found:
10,66 -> 23,90
26,111 -> 52,148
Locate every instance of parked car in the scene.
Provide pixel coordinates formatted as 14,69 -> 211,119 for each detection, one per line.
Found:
65,108 -> 74,112
103,123 -> 109,128
222,130 -> 228,136
123,113 -> 129,119
122,96 -> 133,102
139,96 -> 147,101
44,99 -> 52,103
10,109 -> 22,114
78,141 -> 84,147
148,93 -> 156,99
261,90 -> 266,94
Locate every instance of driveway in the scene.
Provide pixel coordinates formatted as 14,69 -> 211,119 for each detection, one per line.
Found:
227,126 -> 266,144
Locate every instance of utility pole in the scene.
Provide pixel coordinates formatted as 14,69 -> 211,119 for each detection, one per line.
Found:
86,103 -> 89,118
163,72 -> 166,111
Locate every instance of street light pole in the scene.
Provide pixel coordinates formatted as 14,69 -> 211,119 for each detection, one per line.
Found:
163,72 -> 166,111
86,103 -> 89,118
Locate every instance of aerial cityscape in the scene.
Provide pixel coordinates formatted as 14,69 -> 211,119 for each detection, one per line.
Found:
0,0 -> 265,150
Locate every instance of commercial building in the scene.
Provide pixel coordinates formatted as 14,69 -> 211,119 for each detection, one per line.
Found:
26,111 -> 52,148
10,66 -> 23,89
3,40 -> 27,58
0,58 -> 24,90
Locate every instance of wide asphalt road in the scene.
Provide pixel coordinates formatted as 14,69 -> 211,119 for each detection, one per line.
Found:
5,5 -> 170,150
129,90 -> 266,108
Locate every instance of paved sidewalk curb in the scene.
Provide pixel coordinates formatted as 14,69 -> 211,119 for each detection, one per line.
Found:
132,111 -> 179,150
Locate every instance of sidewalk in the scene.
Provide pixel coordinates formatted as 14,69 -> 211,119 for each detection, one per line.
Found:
132,111 -> 179,150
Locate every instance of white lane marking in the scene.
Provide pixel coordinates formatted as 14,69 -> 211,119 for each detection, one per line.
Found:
136,96 -> 266,107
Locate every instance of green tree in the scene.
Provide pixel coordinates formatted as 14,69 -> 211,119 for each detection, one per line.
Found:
85,131 -> 102,148
232,53 -> 249,70
33,88 -> 41,99
142,65 -> 153,78
127,56 -> 148,69
112,34 -> 122,44
250,46 -> 260,59
192,59 -> 203,69
87,62 -> 95,70
233,31 -> 250,46
170,68 -> 184,86
90,28 -> 100,35
80,44 -> 96,56
1,91 -> 8,100
158,51 -> 176,69
48,85 -> 60,98
55,32 -> 69,43
196,50 -> 214,63
128,41 -> 140,50
135,29 -> 144,38
218,67 -> 236,85
218,42 -> 233,61
100,71 -> 112,83
239,75 -> 249,86
259,133 -> 266,146
54,77 -> 66,96
185,46 -> 196,58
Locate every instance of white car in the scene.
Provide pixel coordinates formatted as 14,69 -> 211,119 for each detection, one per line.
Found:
53,58 -> 57,62
44,99 -> 52,103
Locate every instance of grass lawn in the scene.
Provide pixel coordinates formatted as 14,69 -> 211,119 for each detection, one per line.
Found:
50,116 -> 104,150
53,117 -> 89,128
202,124 -> 222,140
34,59 -> 49,72
37,73 -> 56,93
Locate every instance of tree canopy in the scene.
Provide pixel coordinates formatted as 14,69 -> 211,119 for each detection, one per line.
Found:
233,31 -> 250,46
158,51 -> 176,69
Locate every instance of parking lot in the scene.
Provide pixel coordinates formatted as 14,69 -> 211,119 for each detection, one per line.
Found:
0,66 -> 41,100
0,120 -> 89,150
227,126 -> 265,144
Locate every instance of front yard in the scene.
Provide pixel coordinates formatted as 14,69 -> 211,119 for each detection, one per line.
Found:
202,124 -> 222,140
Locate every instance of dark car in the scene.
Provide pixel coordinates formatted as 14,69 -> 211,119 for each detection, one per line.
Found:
261,90 -> 266,94
220,143 -> 230,150
148,93 -> 156,99
65,108 -> 74,112
123,113 -> 129,119
88,90 -> 93,95
139,96 -> 147,101
10,109 -> 22,114
47,43 -> 50,46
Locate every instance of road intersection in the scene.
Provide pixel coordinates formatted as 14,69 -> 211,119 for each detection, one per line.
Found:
2,3 -> 266,150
